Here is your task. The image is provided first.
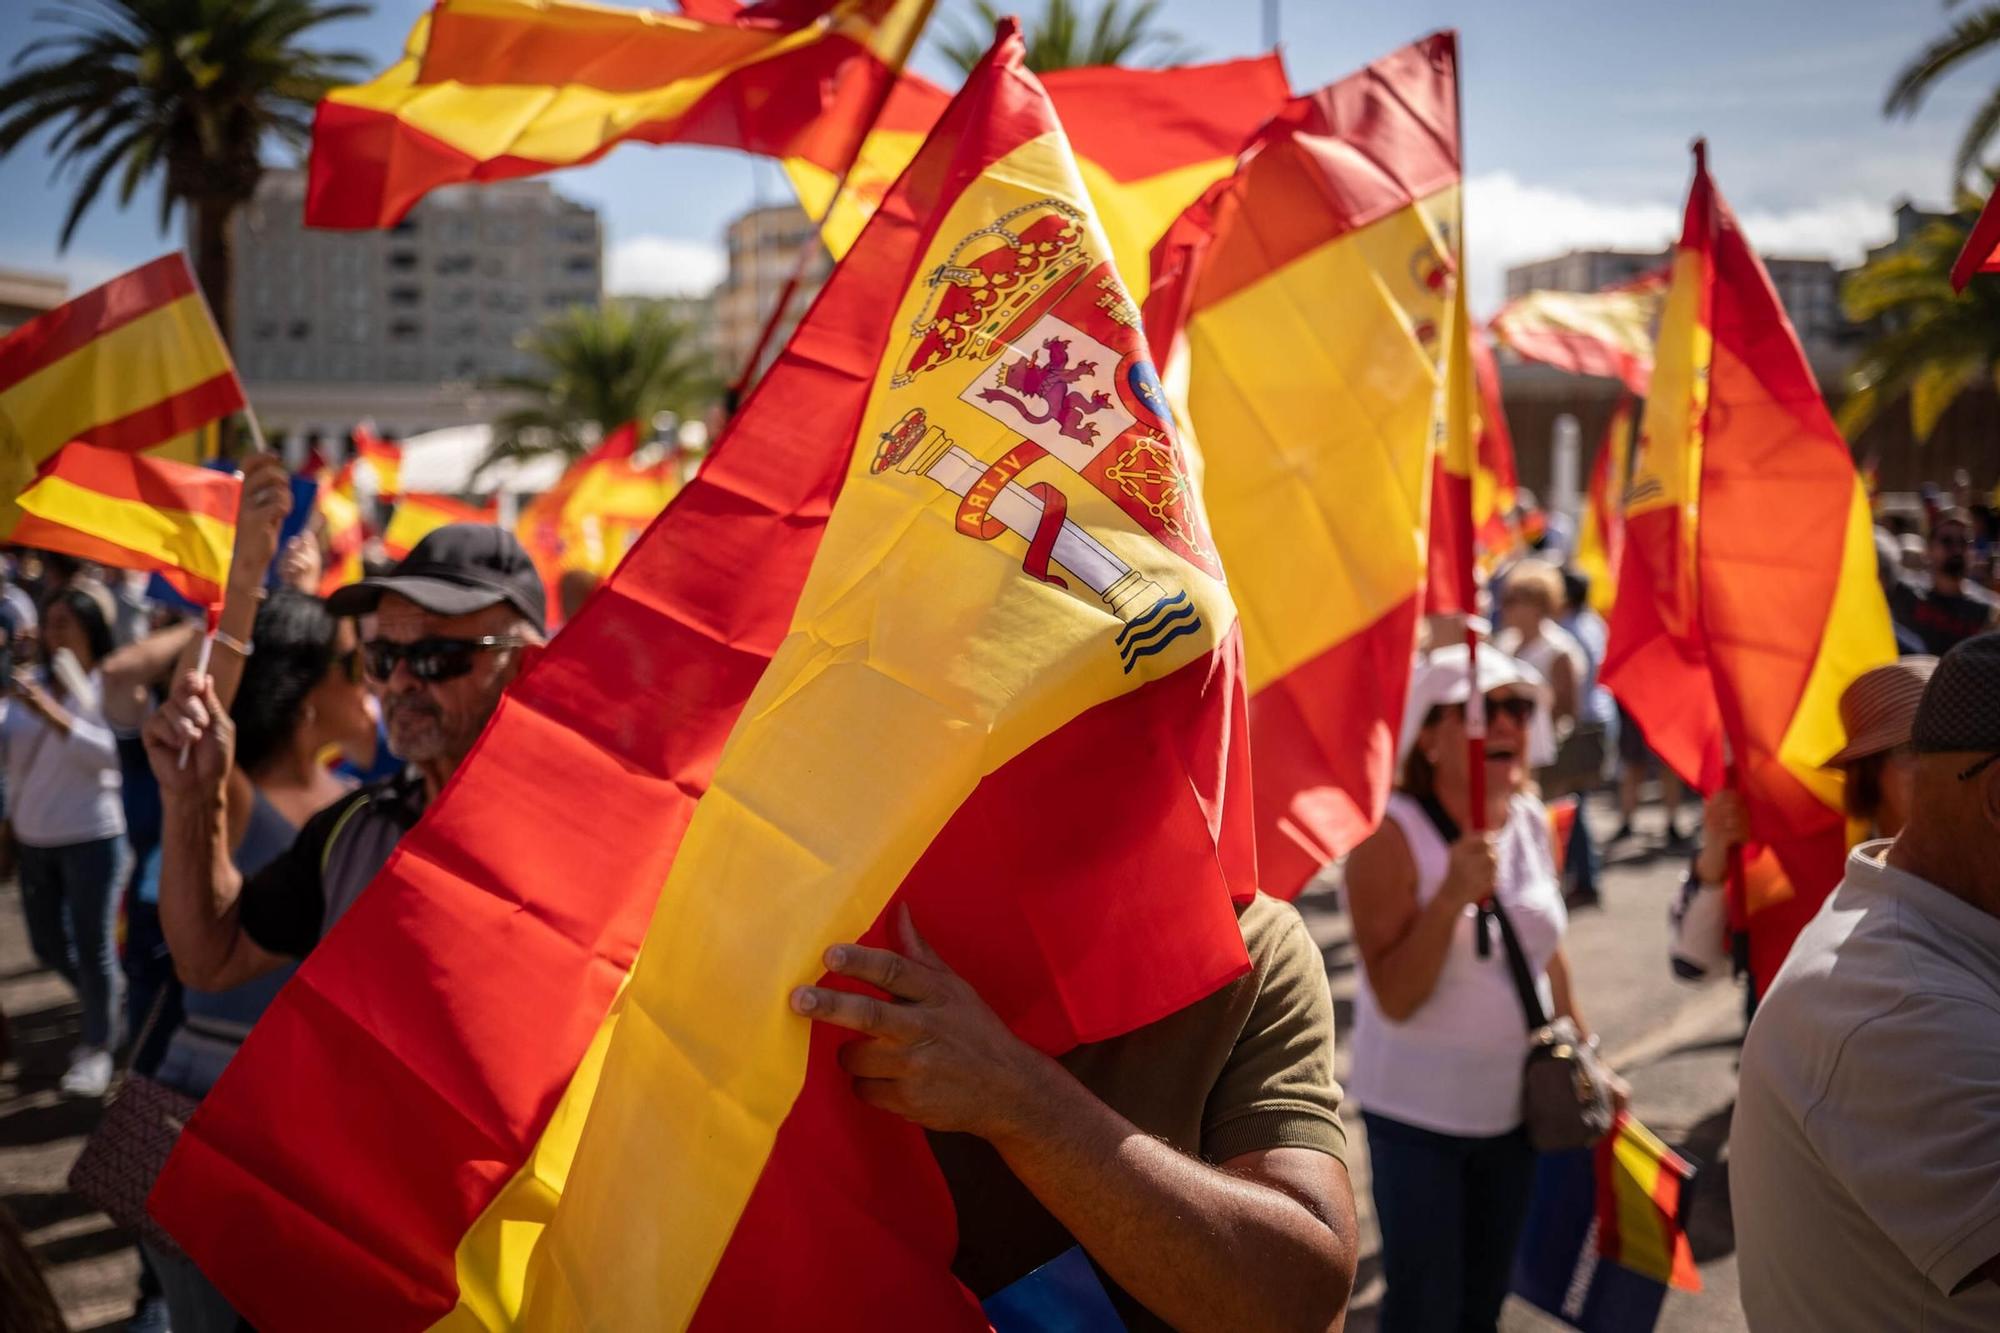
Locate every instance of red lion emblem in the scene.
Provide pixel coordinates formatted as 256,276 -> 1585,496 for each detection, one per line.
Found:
979,337 -> 1113,449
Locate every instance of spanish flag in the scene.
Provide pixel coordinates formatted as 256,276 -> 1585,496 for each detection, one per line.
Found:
517,424 -> 681,596
1597,1113 -> 1701,1292
1490,269 -> 1667,397
10,444 -> 239,607
308,0 -> 930,228
1428,286 -> 1521,616
381,492 -> 497,560
153,23 -> 1253,1329
351,423 -> 402,500
316,472 -> 366,597
0,255 -> 242,518
1573,399 -> 1634,617
1144,34 -> 1459,895
787,56 -> 1289,303
1601,143 -> 1895,987
1951,179 -> 2000,289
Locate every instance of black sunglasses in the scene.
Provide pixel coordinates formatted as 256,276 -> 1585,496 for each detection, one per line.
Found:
1429,694 -> 1537,727
362,636 -> 523,684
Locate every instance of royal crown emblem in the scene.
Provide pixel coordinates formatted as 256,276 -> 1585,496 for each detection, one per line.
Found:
893,200 -> 1092,388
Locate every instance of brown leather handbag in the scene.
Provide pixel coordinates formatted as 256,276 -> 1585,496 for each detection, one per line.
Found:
1490,899 -> 1616,1152
66,1001 -> 197,1257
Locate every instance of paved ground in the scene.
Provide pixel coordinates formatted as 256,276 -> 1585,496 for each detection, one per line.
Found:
1,788 -> 1746,1331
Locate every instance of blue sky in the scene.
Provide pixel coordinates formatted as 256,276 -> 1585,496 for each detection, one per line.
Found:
0,0 -> 1986,313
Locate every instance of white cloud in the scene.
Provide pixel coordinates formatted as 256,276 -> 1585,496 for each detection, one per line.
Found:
605,235 -> 727,298
1464,172 -> 1900,315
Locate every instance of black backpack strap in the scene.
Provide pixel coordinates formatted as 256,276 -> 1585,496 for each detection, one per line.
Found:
1414,792 -> 1500,958
1488,896 -> 1550,1032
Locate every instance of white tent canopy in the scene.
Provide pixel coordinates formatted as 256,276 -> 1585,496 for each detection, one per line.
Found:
395,424 -> 569,499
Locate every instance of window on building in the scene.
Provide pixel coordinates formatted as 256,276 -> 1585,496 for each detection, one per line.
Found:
388,250 -> 419,272
389,286 -> 422,308
435,253 -> 473,276
392,218 -> 420,236
288,319 -> 311,341
563,255 -> 596,276
390,318 -> 422,341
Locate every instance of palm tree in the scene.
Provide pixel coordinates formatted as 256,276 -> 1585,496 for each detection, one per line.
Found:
481,303 -> 720,472
1886,3 -> 2000,188
0,0 -> 367,345
937,0 -> 1194,75
1836,191 -> 2000,442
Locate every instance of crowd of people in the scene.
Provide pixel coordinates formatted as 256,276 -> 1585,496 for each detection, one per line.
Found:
1,452 -> 1997,1331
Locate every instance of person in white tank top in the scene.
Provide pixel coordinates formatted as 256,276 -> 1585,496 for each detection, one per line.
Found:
1343,643 -> 1626,1333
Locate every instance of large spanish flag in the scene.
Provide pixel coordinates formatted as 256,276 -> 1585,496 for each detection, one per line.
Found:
1144,34 -> 1459,895
308,0 -> 929,228
10,443 -> 240,606
0,255 -> 242,520
1490,268 -> 1667,397
787,56 -> 1289,303
1601,143 -> 1894,986
153,23 -> 1253,1329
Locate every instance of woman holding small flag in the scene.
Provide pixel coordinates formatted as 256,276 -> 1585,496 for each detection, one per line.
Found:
1343,644 -> 1627,1332
2,582 -> 129,1098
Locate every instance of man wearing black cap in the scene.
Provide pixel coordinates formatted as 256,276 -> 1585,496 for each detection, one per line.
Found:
1733,632 -> 2000,1331
143,525 -> 546,990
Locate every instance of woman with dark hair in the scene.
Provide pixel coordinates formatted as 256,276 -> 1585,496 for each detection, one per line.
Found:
144,588 -> 376,1330
2,584 -> 128,1097
1343,645 -> 1624,1332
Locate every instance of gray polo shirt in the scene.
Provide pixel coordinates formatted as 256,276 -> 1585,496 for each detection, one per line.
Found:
1734,841 -> 2000,1331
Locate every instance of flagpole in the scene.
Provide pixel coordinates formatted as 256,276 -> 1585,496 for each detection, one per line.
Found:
723,4 -> 935,414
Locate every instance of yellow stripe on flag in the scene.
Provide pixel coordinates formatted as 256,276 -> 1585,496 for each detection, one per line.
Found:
0,294 -> 236,468
16,473 -> 234,588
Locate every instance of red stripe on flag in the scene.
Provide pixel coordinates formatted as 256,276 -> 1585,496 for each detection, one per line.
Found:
37,441 -> 243,524
1040,56 -> 1288,183
0,255 -> 198,389
5,512 -> 227,607
71,371 -> 246,456
1952,184 -> 2000,290
1251,594 -> 1422,898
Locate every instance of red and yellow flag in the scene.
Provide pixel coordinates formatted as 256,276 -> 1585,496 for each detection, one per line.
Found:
517,425 -> 682,598
316,470 -> 366,596
154,24 -> 1252,1329
1574,399 -> 1634,617
308,0 -> 930,228
0,255 -> 242,522
1951,180 -> 2000,289
1144,34 -> 1460,895
1490,268 -> 1667,397
381,492 -> 497,560
788,56 -> 1288,303
1428,290 -> 1521,617
1596,1112 -> 1701,1292
1601,143 -> 1894,986
351,423 -> 402,500
10,444 -> 240,606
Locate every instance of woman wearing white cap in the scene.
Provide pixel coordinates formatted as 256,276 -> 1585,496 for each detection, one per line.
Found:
1344,644 -> 1620,1332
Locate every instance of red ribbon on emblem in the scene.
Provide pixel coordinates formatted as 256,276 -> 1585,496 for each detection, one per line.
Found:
955,442 -> 1070,590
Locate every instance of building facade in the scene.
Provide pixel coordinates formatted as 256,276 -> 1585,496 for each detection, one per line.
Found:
712,203 -> 831,389
232,170 -> 603,392
0,268 -> 67,335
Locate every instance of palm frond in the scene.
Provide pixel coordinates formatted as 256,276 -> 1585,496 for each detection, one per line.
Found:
1885,5 -> 2000,117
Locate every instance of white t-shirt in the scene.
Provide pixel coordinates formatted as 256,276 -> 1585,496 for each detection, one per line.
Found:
1348,791 -> 1567,1137
1734,843 -> 2000,1332
0,668 -> 124,846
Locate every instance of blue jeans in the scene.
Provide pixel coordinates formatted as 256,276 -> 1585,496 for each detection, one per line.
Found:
1364,1111 -> 1537,1333
17,836 -> 130,1049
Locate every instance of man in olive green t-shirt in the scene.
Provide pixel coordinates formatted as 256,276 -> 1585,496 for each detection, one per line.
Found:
792,892 -> 1357,1330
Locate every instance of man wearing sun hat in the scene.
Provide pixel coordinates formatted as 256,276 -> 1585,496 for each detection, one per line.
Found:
1734,633 -> 2000,1331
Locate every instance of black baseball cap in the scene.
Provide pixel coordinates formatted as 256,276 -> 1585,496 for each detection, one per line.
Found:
326,524 -> 546,634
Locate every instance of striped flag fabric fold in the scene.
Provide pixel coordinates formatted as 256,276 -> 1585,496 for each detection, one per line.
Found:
1596,1113 -> 1701,1293
307,0 -> 931,228
1490,269 -> 1667,397
0,255 -> 243,523
1573,399 -> 1634,617
11,443 -> 240,606
1427,286 -> 1520,617
1600,142 -> 1895,988
352,424 -> 403,500
1950,180 -> 2000,290
153,21 -> 1254,1329
786,56 -> 1289,303
1143,33 -> 1460,896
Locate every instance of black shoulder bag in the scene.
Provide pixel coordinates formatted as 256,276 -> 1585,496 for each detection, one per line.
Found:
1416,795 -> 1615,1152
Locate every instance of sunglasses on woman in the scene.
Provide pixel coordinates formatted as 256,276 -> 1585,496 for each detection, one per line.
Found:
1427,693 -> 1537,727
362,636 -> 524,684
